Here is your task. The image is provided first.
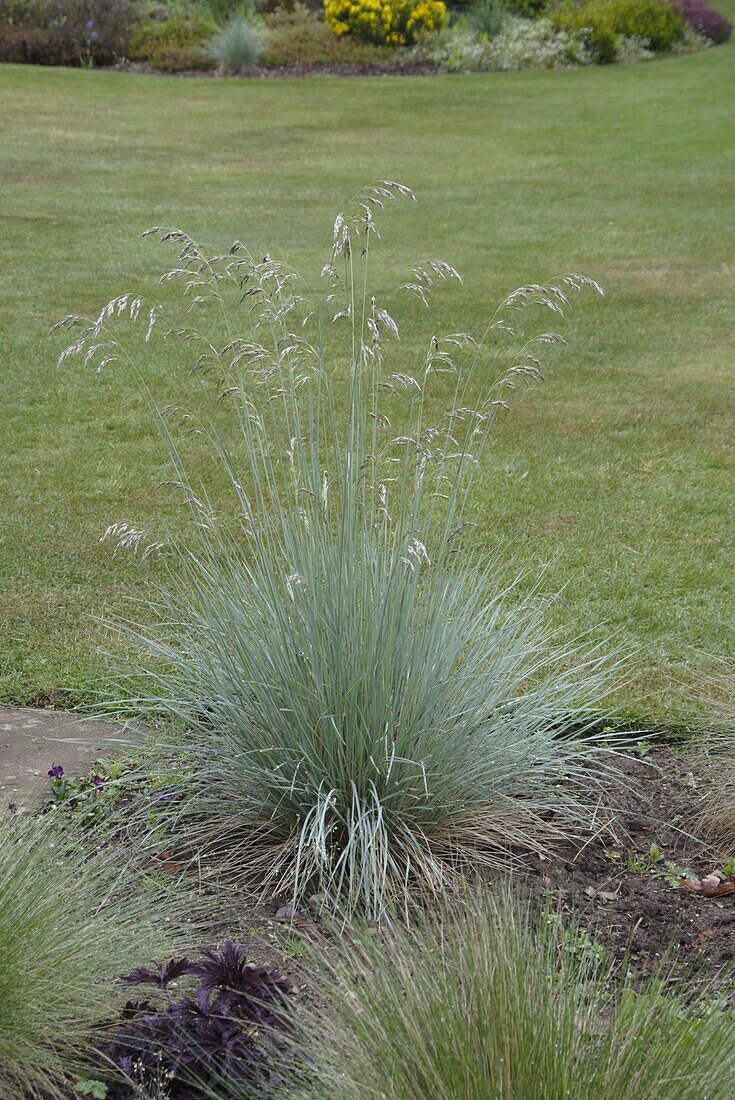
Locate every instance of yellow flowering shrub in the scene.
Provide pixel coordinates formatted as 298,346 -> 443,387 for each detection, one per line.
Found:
324,0 -> 447,47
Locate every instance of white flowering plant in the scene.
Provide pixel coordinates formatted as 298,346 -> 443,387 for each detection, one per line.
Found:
419,16 -> 593,71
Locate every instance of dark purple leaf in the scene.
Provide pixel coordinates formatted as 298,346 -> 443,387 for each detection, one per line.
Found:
121,957 -> 194,988
100,942 -> 294,1098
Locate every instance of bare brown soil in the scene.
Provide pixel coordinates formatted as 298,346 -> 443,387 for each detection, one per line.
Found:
103,59 -> 441,78
529,750 -> 735,977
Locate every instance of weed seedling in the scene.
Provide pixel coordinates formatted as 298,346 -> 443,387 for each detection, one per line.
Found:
625,843 -> 663,873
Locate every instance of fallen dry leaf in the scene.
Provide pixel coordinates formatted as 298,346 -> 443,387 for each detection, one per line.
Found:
678,873 -> 735,898
151,850 -> 184,874
585,885 -> 621,902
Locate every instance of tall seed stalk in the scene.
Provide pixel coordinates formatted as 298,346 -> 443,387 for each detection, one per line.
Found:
56,182 -> 622,919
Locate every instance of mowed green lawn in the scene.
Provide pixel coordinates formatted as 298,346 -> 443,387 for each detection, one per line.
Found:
1,21 -> 734,725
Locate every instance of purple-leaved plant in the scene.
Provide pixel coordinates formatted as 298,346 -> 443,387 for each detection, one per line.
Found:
99,943 -> 293,1098
672,0 -> 732,42
121,956 -> 194,990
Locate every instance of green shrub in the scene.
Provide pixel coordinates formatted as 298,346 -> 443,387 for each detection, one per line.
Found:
146,42 -> 217,69
290,890 -> 735,1099
0,813 -> 193,1099
612,0 -> 686,47
445,0 -> 542,12
202,0 -> 259,20
206,12 -> 269,69
127,6 -> 216,64
0,0 -> 41,20
549,0 -> 616,58
262,4 -> 399,65
504,0 -> 548,15
58,183 -> 620,920
550,0 -> 685,62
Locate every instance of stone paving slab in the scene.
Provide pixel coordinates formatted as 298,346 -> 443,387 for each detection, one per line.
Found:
0,707 -> 140,810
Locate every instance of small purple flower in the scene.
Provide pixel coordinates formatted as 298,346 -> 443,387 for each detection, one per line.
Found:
48,763 -> 64,779
90,30 -> 99,39
7,802 -> 17,812
86,19 -> 95,28
91,775 -> 106,791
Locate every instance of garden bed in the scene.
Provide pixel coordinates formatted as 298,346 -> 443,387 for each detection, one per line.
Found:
0,0 -> 731,77
35,725 -> 735,984
227,747 -> 735,987
528,749 -> 735,978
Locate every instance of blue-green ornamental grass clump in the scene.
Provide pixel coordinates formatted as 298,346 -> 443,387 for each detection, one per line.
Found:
206,10 -> 269,71
57,182 -> 626,920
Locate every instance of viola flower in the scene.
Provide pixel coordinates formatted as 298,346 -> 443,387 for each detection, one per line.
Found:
86,19 -> 94,29
48,764 -> 64,779
7,803 -> 17,812
91,775 -> 106,791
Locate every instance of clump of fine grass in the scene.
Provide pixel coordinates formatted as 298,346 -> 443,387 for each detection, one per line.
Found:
678,666 -> 735,852
206,13 -> 269,72
468,0 -> 508,38
288,889 -> 735,1100
0,812 -> 196,1099
56,181 -> 623,920
696,750 -> 735,855
126,524 -> 620,919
